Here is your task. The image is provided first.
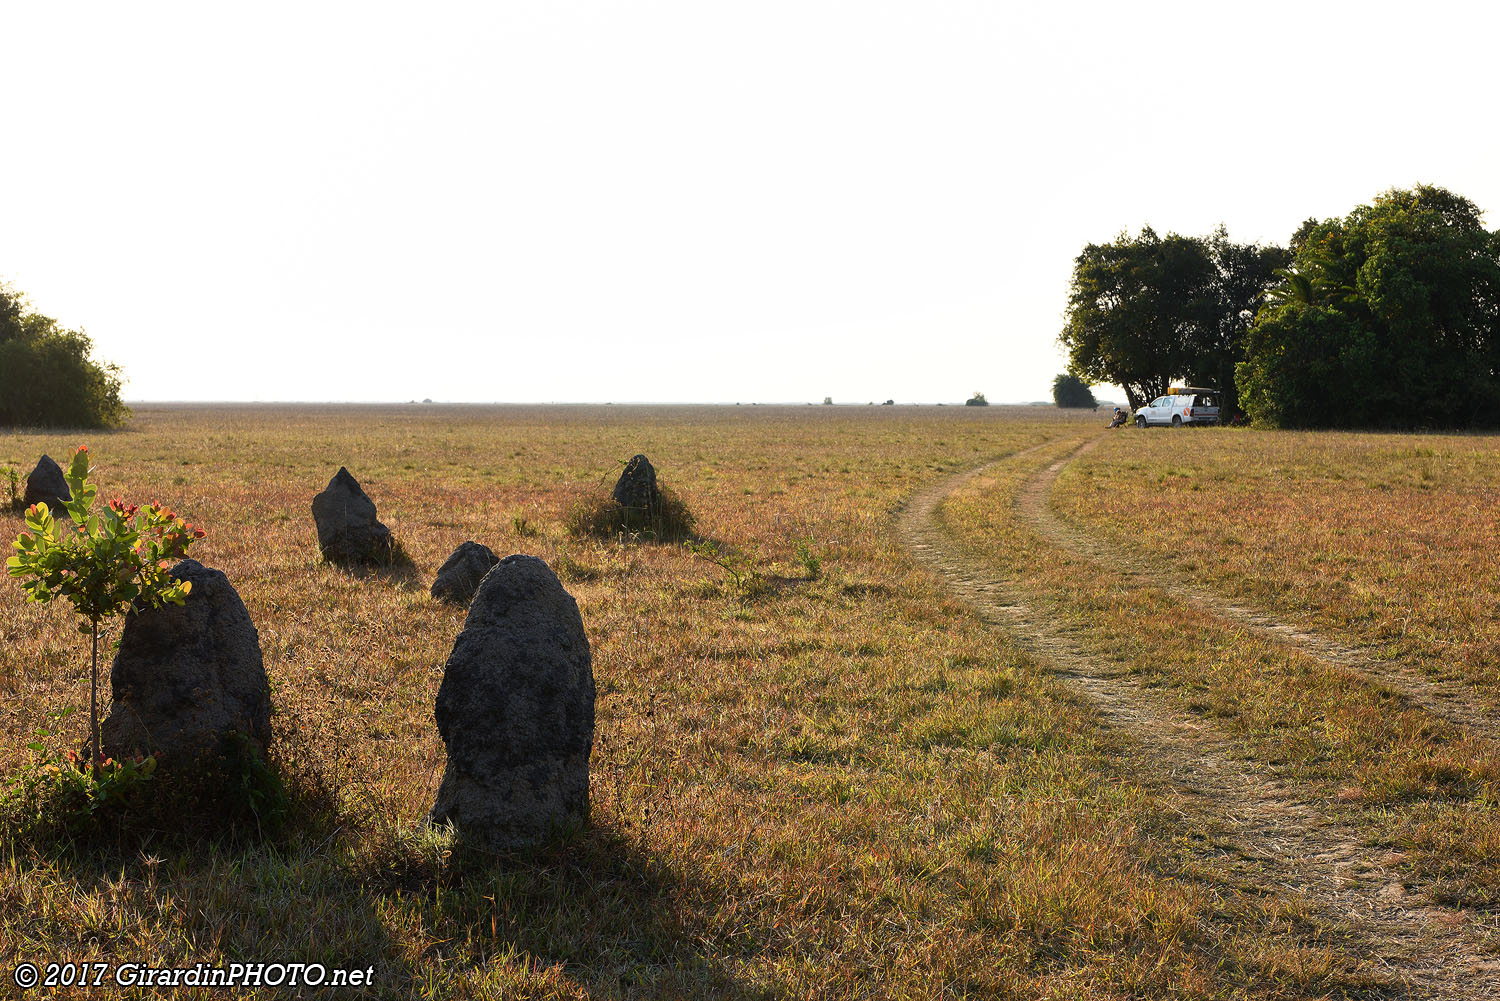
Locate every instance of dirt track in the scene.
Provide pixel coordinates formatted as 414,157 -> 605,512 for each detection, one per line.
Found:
1018,437 -> 1500,740
897,439 -> 1500,999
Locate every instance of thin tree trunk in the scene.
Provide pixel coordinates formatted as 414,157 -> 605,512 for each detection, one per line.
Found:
91,621 -> 100,779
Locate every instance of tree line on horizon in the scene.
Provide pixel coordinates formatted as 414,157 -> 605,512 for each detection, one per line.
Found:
1060,184 -> 1500,428
0,283 -> 128,429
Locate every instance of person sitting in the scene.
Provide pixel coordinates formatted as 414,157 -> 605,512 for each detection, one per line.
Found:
1107,407 -> 1128,428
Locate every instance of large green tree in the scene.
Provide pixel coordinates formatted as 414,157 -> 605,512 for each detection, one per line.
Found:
1059,227 -> 1284,412
1185,227 -> 1290,419
1238,185 -> 1500,428
0,283 -> 128,428
1051,372 -> 1097,408
1059,228 -> 1205,410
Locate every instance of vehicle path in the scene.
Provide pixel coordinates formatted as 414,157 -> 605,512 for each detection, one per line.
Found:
1019,437 -> 1500,740
898,441 -> 1500,1000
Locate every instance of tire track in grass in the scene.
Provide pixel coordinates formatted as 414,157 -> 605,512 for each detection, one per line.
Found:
898,447 -> 1500,1001
1020,437 -> 1500,741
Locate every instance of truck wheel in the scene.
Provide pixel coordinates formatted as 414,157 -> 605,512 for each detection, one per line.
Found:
1135,415 -> 1147,428
1171,415 -> 1182,426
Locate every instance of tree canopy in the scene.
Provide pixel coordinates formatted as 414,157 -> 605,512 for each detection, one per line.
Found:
1051,373 -> 1096,408
1237,185 -> 1500,428
1186,227 -> 1290,418
0,284 -> 128,428
1059,227 -> 1285,412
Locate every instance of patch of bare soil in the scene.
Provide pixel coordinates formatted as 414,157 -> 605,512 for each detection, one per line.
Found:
898,446 -> 1500,1000
1020,438 -> 1500,740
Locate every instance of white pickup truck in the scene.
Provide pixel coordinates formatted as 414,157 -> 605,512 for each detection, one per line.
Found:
1134,389 -> 1220,427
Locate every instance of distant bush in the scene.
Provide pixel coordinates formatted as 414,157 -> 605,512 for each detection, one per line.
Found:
566,485 -> 695,543
1051,373 -> 1097,408
0,282 -> 129,429
965,392 -> 989,407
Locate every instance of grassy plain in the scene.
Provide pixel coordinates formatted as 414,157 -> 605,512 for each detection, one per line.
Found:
0,405 -> 1478,998
1053,430 -> 1500,698
943,428 -> 1500,913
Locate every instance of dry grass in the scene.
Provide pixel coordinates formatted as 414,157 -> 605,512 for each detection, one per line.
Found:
942,429 -> 1500,911
0,405 -> 1414,998
1053,429 -> 1500,697
565,486 -> 696,544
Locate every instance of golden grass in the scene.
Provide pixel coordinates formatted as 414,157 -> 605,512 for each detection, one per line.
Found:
0,406 -> 1398,997
1053,429 -> 1500,696
942,429 -> 1500,910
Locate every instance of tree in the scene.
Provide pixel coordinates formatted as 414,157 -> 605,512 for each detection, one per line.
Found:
1184,227 -> 1291,420
1060,227 -> 1285,413
1051,373 -> 1097,408
0,283 -> 128,428
8,447 -> 202,775
1238,185 -> 1500,428
1059,228 -> 1214,410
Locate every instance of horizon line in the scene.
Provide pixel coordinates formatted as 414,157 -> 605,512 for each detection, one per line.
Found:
123,398 -> 1102,407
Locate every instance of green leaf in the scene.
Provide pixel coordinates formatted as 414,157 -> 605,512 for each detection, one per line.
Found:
24,503 -> 53,533
67,447 -> 90,483
26,741 -> 46,753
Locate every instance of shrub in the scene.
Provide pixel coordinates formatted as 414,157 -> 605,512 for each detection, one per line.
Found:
2,732 -> 294,849
7,446 -> 204,777
0,283 -> 129,428
2,464 -> 20,512
566,485 -> 695,543
1,748 -> 158,843
794,538 -> 822,580
687,538 -> 765,596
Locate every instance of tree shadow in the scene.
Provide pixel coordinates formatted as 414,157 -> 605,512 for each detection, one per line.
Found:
1,425 -> 137,438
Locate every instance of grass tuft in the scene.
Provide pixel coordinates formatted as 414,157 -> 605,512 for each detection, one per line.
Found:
565,484 -> 695,543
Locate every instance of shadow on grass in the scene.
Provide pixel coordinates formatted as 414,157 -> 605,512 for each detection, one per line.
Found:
322,540 -> 424,590
335,819 -> 771,998
2,780 -> 766,996
0,425 -> 137,438
0,828 -> 418,996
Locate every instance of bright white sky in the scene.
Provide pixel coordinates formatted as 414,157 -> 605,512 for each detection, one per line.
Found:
3,1 -> 1497,403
